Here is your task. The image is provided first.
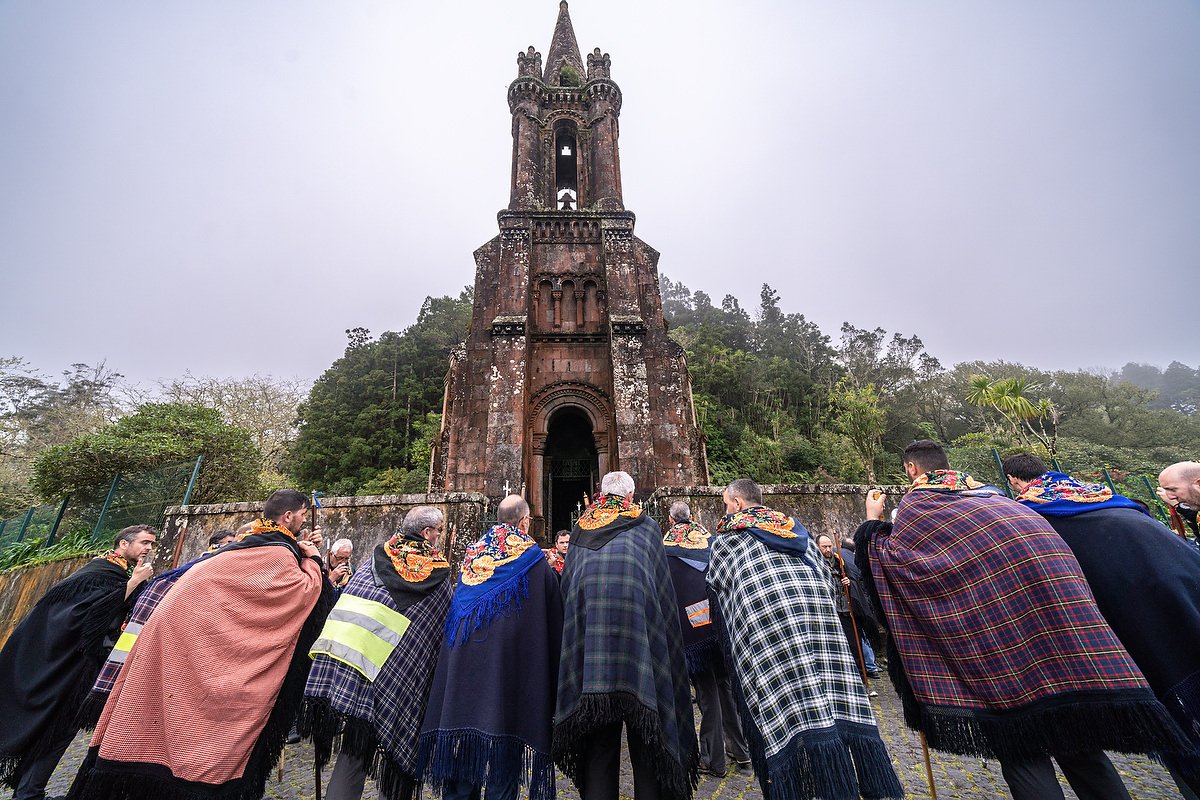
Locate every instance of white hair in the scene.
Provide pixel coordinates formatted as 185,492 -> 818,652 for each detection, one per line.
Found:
600,471 -> 635,497
331,538 -> 353,554
669,501 -> 691,521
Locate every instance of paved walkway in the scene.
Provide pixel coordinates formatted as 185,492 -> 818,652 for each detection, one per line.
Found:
23,680 -> 1183,799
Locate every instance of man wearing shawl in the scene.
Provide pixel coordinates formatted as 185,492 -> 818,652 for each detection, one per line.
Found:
0,524 -> 155,800
1005,453 -> 1200,798
417,495 -> 563,800
301,505 -> 452,800
662,501 -> 748,778
68,490 -> 335,800
554,471 -> 697,800
1161,461 -> 1200,538
707,479 -> 903,800
855,440 -> 1187,800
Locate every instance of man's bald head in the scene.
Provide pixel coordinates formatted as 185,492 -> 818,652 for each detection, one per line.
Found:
497,494 -> 531,526
1159,461 -> 1200,508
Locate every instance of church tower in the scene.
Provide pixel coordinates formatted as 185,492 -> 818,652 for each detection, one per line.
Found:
431,1 -> 708,533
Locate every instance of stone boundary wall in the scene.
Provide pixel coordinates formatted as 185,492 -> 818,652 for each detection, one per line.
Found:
161,492 -> 490,572
646,484 -> 907,543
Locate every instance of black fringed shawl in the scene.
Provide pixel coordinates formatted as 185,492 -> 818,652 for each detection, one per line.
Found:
0,558 -> 134,789
1036,506 -> 1200,781
854,488 -> 1189,761
554,500 -> 698,800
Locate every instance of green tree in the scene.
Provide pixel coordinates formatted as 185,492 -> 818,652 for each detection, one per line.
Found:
291,289 -> 472,495
831,381 -> 887,483
31,403 -> 262,504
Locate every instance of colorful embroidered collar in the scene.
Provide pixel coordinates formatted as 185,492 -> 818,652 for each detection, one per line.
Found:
383,532 -> 450,583
717,505 -> 811,557
577,493 -> 643,530
717,506 -> 797,538
910,470 -> 997,494
662,520 -> 712,565
445,523 -> 544,646
1016,471 -> 1146,517
101,552 -> 132,575
239,518 -> 297,541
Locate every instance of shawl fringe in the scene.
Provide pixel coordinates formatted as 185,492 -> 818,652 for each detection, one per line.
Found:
416,729 -> 554,800
297,698 -> 418,800
553,691 -> 697,800
443,572 -> 529,648
76,689 -> 107,733
762,725 -> 903,800
683,638 -> 721,676
917,692 -> 1189,760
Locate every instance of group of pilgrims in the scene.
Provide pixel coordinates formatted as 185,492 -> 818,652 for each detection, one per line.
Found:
1,441 -> 1200,800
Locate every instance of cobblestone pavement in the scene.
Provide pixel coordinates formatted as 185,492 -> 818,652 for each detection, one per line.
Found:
24,680 -> 1183,799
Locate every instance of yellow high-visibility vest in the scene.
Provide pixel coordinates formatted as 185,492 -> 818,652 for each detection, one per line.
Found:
309,593 -> 411,682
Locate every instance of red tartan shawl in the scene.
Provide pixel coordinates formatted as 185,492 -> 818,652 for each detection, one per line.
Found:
871,487 -> 1185,758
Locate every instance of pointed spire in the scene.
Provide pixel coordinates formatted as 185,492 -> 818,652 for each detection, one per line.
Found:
543,1 -> 586,86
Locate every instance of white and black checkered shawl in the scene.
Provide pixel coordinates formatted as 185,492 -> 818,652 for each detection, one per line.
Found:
707,524 -> 904,800
300,560 -> 452,800
554,512 -> 699,800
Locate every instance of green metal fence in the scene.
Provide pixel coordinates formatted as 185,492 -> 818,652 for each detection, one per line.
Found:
947,445 -> 1176,525
0,456 -> 203,558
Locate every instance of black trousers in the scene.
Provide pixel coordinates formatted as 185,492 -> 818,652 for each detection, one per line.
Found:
14,730 -> 77,800
692,664 -> 749,773
577,720 -> 660,800
837,613 -> 869,681
998,751 -> 1131,800
325,750 -> 416,800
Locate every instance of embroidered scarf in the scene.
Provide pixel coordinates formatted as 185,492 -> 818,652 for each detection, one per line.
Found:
100,552 -> 132,576
372,532 -> 451,612
662,520 -> 711,566
717,506 -> 809,557
1016,471 -> 1146,517
444,524 -> 543,647
571,494 -> 646,550
910,469 -> 993,493
238,518 -> 297,541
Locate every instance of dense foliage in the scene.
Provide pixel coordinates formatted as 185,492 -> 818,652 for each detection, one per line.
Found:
288,289 -> 473,496
31,403 -> 262,505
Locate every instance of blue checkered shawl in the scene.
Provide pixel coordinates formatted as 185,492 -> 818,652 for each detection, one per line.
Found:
707,519 -> 903,800
554,513 -> 698,800
859,486 -> 1187,760
301,559 -> 451,797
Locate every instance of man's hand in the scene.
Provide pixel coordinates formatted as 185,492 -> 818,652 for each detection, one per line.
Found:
840,576 -> 851,587
300,526 -> 324,549
126,557 -> 154,598
865,489 -> 887,521
329,563 -> 349,583
298,540 -> 319,559
1157,487 -> 1178,507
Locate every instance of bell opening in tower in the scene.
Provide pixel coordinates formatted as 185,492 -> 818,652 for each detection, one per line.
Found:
543,406 -> 598,535
555,126 -> 578,210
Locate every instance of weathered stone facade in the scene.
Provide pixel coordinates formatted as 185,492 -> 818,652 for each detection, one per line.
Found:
431,1 -> 708,535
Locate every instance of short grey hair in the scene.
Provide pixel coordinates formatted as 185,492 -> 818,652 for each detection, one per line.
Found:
600,471 -> 635,497
401,506 -> 444,536
331,538 -> 353,554
669,501 -> 691,522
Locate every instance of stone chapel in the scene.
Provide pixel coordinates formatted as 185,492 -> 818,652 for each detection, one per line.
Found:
430,1 -> 709,534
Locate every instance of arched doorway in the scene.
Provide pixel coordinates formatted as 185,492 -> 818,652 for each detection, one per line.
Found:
542,407 -> 599,535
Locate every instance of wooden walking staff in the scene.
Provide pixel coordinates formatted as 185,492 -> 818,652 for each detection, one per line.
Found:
310,489 -> 323,800
832,549 -> 869,685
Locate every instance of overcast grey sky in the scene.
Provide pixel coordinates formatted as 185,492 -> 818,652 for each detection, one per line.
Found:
2,1 -> 1197,388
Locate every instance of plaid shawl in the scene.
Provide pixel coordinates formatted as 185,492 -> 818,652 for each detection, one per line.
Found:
301,557 -> 452,800
707,512 -> 903,800
81,556 -> 210,727
862,478 -> 1187,760
555,511 -> 698,800
71,535 -> 334,800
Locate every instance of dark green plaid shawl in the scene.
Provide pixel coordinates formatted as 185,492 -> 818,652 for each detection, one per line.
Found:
554,504 -> 698,800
